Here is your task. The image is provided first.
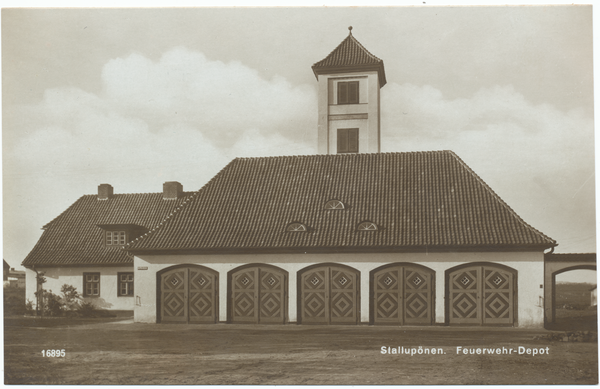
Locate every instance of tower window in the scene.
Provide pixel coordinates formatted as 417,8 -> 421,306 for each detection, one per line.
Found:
337,128 -> 359,153
338,81 -> 359,104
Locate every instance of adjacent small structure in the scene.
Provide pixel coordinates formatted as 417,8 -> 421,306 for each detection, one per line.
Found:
3,260 -> 10,287
22,182 -> 192,314
4,260 -> 25,289
543,253 -> 597,323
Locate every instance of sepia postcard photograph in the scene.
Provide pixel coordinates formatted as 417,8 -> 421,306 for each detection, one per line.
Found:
2,4 -> 597,385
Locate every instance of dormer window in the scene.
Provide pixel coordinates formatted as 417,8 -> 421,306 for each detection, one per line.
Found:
286,223 -> 307,232
338,81 -> 359,104
106,231 -> 127,246
98,224 -> 149,247
324,200 -> 345,210
357,221 -> 378,231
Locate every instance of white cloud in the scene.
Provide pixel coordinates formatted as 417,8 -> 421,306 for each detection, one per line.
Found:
101,47 -> 317,146
381,82 -> 595,252
11,46 -> 318,182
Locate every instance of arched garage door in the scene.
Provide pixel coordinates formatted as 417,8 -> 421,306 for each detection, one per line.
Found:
158,265 -> 219,324
298,264 -> 360,325
228,264 -> 288,324
447,263 -> 517,326
370,263 -> 435,325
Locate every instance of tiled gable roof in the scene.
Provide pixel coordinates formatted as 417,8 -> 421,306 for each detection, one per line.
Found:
312,30 -> 387,86
128,151 -> 555,253
22,192 -> 193,267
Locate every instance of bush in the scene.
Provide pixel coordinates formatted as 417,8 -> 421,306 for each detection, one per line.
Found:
31,284 -> 84,317
77,301 -> 97,317
3,288 -> 27,316
44,291 -> 64,317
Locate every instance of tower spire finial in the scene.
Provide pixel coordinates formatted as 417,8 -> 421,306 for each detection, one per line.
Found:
348,26 -> 353,34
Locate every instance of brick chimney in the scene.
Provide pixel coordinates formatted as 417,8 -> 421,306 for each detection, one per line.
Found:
163,181 -> 183,200
98,184 -> 113,200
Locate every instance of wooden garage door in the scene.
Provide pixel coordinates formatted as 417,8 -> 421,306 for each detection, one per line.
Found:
160,266 -> 218,323
299,265 -> 359,325
229,265 -> 287,324
372,264 -> 434,325
448,264 -> 516,325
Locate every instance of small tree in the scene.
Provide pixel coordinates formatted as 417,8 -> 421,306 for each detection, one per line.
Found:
33,271 -> 47,317
60,284 -> 81,311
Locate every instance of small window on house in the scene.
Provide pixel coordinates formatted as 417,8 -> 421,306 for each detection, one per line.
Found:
324,200 -> 345,210
337,128 -> 359,153
83,272 -> 100,297
357,221 -> 378,231
337,81 -> 359,104
106,231 -> 127,246
286,223 -> 307,232
118,272 -> 134,296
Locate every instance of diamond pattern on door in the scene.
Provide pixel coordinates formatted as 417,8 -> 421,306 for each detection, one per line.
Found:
161,269 -> 187,322
483,268 -> 513,324
160,266 -> 218,324
260,270 -> 285,323
231,270 -> 256,322
229,265 -> 287,324
301,269 -> 327,323
299,265 -> 359,325
448,265 -> 515,325
188,268 -> 217,323
165,293 -> 185,317
449,268 -> 480,324
372,265 -> 434,325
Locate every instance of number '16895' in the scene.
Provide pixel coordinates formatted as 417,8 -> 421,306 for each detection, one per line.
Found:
42,350 -> 65,357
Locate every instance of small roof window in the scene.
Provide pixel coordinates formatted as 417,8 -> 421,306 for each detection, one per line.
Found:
324,200 -> 345,210
357,221 -> 378,231
286,222 -> 307,232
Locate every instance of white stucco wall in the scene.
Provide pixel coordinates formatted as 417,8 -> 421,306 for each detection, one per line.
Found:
133,251 -> 545,327
317,71 -> 380,154
25,266 -> 134,311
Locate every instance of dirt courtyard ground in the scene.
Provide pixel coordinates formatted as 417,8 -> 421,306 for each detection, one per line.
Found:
4,319 -> 598,385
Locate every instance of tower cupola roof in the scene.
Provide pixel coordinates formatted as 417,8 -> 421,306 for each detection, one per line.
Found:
312,26 -> 387,87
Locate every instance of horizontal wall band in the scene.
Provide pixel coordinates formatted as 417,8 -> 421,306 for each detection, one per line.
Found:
329,113 -> 368,121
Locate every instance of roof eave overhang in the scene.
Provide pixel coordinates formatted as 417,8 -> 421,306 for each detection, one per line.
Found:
311,63 -> 387,87
127,243 -> 553,257
23,262 -> 133,269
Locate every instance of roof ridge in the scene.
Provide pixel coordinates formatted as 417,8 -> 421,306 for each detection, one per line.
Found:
125,160 -> 237,249
447,150 -> 557,246
234,150 -> 448,161
80,191 -> 195,197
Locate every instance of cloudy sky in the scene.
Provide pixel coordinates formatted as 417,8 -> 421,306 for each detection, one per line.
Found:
2,6 -> 595,280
